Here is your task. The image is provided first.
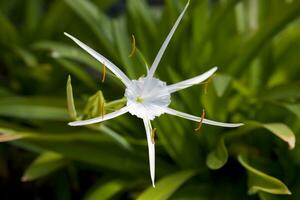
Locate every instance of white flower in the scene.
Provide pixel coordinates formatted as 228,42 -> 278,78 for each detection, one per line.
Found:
64,0 -> 243,188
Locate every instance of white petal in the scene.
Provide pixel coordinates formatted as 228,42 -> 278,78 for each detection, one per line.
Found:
64,32 -> 131,87
147,0 -> 190,78
164,107 -> 244,128
167,67 -> 217,93
143,118 -> 155,187
68,106 -> 129,126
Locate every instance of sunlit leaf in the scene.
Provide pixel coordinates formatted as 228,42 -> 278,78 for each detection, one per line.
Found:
0,98 -> 69,121
247,121 -> 295,150
238,154 -> 291,195
206,136 -> 228,170
137,170 -> 197,200
0,128 -> 24,142
22,151 -> 67,181
262,123 -> 295,149
84,180 -> 127,200
212,73 -> 232,97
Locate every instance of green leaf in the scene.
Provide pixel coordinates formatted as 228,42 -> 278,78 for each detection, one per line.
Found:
262,123 -> 295,150
91,125 -> 132,151
64,0 -> 115,55
33,41 -> 119,84
12,46 -> 38,67
0,97 -> 69,121
22,152 -> 67,181
238,154 -> 291,195
126,0 -> 156,58
229,0 -> 300,75
260,81 -> 300,101
0,129 -> 24,142
246,121 -> 295,150
24,0 -> 41,35
84,180 -> 127,200
112,18 -> 136,79
206,136 -> 228,170
212,73 -> 232,97
258,192 -> 282,200
126,0 -> 156,37
282,103 -> 300,119
155,114 -> 203,169
2,128 -> 151,174
206,121 -> 295,170
33,41 -> 100,70
58,59 -> 96,89
40,0 -> 70,38
92,0 -> 118,10
66,75 -> 77,120
137,170 -> 197,200
0,11 -> 18,44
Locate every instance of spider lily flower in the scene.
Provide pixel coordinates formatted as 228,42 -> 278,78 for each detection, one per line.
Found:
64,0 -> 243,188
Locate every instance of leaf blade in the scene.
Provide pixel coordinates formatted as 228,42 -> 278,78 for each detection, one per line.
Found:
22,152 -> 67,181
137,170 -> 197,200
238,154 -> 291,195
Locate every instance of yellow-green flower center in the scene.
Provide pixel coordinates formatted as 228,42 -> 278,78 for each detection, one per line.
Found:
136,96 -> 144,103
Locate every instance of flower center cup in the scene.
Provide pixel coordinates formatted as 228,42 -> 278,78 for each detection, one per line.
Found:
125,77 -> 171,120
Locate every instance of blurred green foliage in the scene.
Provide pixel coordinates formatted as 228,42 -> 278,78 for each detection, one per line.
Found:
0,0 -> 300,199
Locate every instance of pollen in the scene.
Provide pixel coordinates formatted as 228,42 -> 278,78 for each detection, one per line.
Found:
101,63 -> 106,83
136,96 -> 144,103
151,128 -> 157,144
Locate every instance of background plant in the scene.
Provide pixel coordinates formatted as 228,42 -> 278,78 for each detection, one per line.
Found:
0,0 -> 300,199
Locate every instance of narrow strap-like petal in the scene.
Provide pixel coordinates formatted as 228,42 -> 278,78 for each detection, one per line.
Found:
68,106 -> 129,126
164,107 -> 244,128
143,118 -> 155,187
147,0 -> 190,78
167,67 -> 217,93
64,33 -> 131,87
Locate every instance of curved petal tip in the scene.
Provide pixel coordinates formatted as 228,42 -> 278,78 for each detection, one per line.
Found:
64,32 -> 70,37
68,121 -> 79,126
232,123 -> 244,127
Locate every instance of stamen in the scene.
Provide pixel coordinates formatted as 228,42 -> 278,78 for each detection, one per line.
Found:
151,128 -> 157,144
129,34 -> 136,57
102,63 -> 106,83
203,74 -> 216,94
203,78 -> 211,94
195,109 -> 205,132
